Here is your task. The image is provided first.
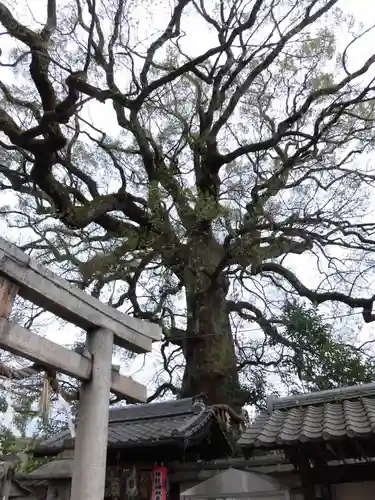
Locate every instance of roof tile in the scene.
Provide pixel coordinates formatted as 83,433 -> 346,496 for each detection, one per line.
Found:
239,396 -> 375,448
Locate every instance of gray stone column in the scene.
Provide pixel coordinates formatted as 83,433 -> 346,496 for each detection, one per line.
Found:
70,328 -> 113,500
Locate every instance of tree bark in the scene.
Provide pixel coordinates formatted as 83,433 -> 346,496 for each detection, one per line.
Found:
180,271 -> 245,411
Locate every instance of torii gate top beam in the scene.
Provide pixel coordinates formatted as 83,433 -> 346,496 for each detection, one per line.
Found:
0,237 -> 161,353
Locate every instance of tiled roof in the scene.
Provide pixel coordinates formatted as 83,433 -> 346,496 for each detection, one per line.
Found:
239,382 -> 375,449
24,456 -> 73,480
33,397 -> 229,456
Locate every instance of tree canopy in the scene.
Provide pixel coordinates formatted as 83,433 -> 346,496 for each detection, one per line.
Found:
1,0 -> 375,409
275,300 -> 375,396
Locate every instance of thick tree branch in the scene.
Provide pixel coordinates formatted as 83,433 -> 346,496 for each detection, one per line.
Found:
260,263 -> 375,322
147,382 -> 180,403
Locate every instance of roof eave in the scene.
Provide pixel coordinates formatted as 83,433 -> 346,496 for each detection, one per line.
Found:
33,436 -> 188,458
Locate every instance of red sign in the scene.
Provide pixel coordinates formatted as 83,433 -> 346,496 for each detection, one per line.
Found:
151,466 -> 167,500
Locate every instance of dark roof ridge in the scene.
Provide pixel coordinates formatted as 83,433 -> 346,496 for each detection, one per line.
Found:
110,409 -> 200,424
108,397 -> 202,423
109,396 -> 194,412
267,381 -> 375,412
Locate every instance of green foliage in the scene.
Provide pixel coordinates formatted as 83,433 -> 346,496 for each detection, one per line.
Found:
279,300 -> 375,393
301,28 -> 336,59
311,72 -> 335,91
0,425 -> 16,454
0,426 -> 49,472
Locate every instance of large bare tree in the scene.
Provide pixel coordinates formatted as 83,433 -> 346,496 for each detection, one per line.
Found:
1,0 -> 375,409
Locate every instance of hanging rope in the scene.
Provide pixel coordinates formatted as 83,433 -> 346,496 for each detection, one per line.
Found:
39,373 -> 51,424
0,362 -> 76,438
0,362 -> 77,401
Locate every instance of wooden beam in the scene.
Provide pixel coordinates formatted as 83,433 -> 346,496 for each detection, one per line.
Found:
298,455 -> 316,500
1,463 -> 13,500
0,238 -> 161,352
311,462 -> 375,485
0,318 -> 146,402
0,277 -> 18,318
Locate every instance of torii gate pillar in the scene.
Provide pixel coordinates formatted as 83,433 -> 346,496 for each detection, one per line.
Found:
70,328 -> 114,500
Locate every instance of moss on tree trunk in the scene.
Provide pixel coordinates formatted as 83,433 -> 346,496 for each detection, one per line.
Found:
180,276 -> 246,411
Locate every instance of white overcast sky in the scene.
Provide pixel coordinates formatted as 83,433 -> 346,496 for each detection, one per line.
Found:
1,0 -> 375,429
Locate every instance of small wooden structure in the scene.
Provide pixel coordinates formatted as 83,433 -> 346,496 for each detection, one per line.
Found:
20,396 -> 245,500
0,462 -> 36,500
239,382 -> 375,500
0,236 -> 161,500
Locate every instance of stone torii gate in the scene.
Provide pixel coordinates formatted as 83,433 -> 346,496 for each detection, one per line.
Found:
0,237 -> 161,500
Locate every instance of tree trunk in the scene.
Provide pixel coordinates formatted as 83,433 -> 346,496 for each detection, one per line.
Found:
180,274 -> 245,411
